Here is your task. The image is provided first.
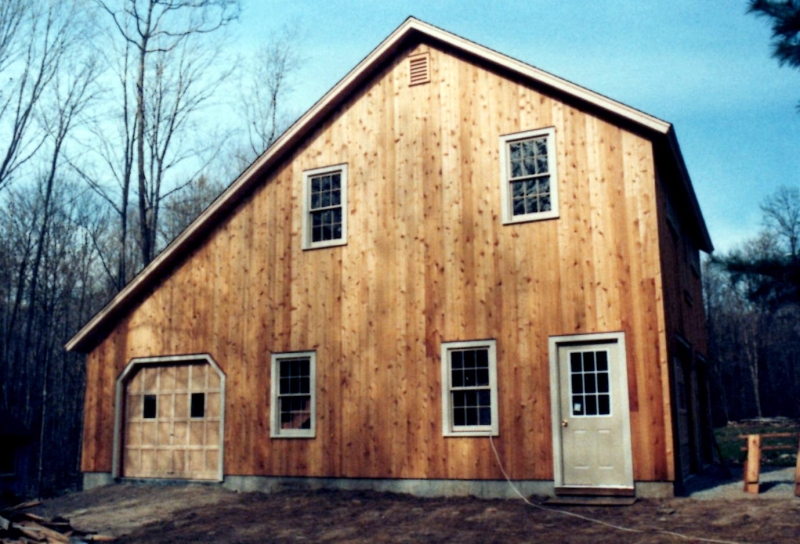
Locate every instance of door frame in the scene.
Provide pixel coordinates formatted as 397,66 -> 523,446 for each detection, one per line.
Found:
549,332 -> 633,491
112,353 -> 226,481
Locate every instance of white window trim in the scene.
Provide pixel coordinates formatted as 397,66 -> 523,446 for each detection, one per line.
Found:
441,339 -> 499,437
301,164 -> 348,250
499,127 -> 559,225
270,351 -> 317,438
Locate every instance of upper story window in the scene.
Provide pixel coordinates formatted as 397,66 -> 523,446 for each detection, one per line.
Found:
270,351 -> 316,438
441,340 -> 499,437
302,164 -> 348,250
500,127 -> 559,224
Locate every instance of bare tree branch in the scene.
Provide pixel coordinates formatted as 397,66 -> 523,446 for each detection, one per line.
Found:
0,1 -> 85,191
238,22 -> 304,161
95,0 -> 239,266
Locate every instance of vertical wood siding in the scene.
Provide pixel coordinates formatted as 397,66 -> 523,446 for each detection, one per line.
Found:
82,41 -> 673,482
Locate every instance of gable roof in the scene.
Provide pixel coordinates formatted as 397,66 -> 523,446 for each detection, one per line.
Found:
66,16 -> 713,354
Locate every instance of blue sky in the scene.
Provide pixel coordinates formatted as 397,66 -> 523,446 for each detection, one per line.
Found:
233,1 -> 800,253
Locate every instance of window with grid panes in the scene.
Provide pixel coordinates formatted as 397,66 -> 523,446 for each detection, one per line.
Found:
500,127 -> 558,224
302,164 -> 348,249
569,350 -> 611,417
270,352 -> 316,438
441,340 -> 499,436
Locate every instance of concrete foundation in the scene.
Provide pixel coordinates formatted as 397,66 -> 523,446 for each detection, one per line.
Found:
224,475 -> 555,499
82,472 -> 114,490
83,471 -> 674,499
635,481 -> 675,498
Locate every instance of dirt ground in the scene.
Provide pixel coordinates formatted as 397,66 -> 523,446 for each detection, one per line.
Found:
26,476 -> 800,544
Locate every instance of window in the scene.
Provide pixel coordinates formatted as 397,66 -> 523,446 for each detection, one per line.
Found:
191,393 -> 205,418
302,164 -> 348,250
441,340 -> 499,436
270,351 -> 316,438
500,128 -> 558,224
143,394 -> 157,419
569,350 -> 611,416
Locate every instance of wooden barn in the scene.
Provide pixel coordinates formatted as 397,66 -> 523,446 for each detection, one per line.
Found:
67,18 -> 714,498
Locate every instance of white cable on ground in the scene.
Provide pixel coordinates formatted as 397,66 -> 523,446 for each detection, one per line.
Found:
488,435 -> 744,544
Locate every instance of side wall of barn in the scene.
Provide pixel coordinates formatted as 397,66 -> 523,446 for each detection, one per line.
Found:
81,39 -> 673,485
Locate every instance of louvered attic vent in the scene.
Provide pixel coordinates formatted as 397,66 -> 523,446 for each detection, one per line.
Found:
409,53 -> 430,86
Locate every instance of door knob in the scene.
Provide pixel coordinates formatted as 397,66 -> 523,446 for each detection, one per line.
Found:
561,420 -> 568,427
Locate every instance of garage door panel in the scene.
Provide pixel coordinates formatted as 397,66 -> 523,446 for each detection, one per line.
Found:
191,365 -> 206,389
156,449 -> 171,473
129,374 -> 143,393
175,450 -> 186,472
142,421 -> 157,444
207,423 -> 219,444
189,421 -> 205,446
157,395 -> 171,419
206,449 -> 219,473
174,393 -> 189,418
128,394 -> 143,419
141,449 -> 157,473
126,422 -> 142,446
173,421 -> 188,444
188,450 -> 205,472
208,371 -> 220,390
143,367 -> 158,391
206,393 -> 220,418
175,366 -> 190,390
160,366 -> 176,390
157,422 -> 171,445
125,449 -> 141,472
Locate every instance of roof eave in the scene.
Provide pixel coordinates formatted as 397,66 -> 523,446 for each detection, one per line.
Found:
663,127 -> 714,253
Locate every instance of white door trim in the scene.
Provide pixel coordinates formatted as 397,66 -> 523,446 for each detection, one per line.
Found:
549,332 -> 633,490
112,353 -> 226,481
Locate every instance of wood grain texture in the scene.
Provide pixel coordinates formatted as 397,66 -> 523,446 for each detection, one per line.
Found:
80,39 -> 693,483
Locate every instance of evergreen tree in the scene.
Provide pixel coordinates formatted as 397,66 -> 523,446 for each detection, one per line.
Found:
749,1 -> 800,108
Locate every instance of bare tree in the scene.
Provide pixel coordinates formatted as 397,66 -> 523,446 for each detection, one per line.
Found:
95,0 -> 240,266
0,1 -> 83,191
238,23 -> 303,163
69,33 -> 139,291
159,174 -> 224,243
140,38 -> 235,259
761,185 -> 800,257
23,55 -> 99,367
708,186 -> 800,421
0,176 -> 106,497
0,0 -> 27,75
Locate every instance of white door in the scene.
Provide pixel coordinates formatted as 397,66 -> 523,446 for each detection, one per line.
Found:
550,334 -> 633,491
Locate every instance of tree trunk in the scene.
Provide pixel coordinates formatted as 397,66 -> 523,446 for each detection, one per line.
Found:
136,38 -> 151,266
743,318 -> 763,418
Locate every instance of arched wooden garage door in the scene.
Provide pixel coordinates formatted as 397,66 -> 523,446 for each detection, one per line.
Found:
116,355 -> 225,480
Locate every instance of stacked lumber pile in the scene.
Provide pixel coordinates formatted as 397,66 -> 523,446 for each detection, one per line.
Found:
0,500 -> 114,543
